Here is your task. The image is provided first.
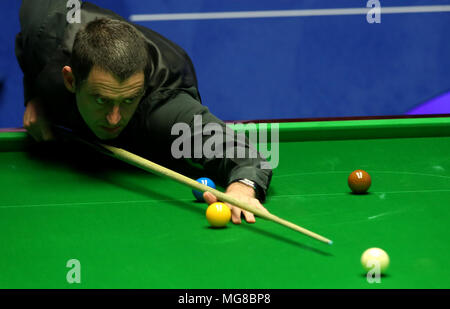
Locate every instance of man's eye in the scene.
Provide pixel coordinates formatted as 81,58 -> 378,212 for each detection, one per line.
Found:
95,97 -> 107,105
124,98 -> 136,104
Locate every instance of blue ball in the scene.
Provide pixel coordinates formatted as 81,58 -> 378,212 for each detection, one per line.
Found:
192,177 -> 216,202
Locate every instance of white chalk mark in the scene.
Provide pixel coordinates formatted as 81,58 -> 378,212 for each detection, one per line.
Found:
368,212 -> 389,220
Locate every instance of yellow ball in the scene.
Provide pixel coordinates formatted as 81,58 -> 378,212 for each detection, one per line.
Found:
206,202 -> 231,228
361,248 -> 390,274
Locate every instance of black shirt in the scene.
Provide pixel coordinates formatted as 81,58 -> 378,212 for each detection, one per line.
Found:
15,0 -> 272,201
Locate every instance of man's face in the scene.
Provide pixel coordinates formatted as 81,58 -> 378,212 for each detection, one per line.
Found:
75,66 -> 145,140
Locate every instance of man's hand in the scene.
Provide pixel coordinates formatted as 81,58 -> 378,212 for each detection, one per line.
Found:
23,98 -> 54,142
203,181 -> 269,224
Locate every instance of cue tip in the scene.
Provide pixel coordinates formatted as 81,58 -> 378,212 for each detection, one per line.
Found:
328,240 -> 333,245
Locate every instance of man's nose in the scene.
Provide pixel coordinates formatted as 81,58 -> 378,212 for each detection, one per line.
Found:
106,104 -> 121,126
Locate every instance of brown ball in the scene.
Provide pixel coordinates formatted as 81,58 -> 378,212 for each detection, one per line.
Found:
348,170 -> 371,194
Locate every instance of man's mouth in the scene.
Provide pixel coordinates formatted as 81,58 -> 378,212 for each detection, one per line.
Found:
101,126 -> 121,133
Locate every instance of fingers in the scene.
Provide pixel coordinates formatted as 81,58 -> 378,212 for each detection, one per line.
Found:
242,210 -> 256,223
203,191 -> 217,204
23,100 -> 54,142
23,105 -> 40,142
230,207 -> 255,224
230,206 -> 243,224
240,203 -> 269,223
24,121 -> 54,142
230,202 -> 268,224
41,126 -> 55,141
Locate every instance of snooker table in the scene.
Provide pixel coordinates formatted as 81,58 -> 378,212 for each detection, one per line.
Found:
1,116 -> 450,289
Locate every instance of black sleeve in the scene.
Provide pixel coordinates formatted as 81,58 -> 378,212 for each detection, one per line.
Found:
15,32 -> 37,105
140,88 -> 272,202
15,0 -> 65,105
15,29 -> 33,105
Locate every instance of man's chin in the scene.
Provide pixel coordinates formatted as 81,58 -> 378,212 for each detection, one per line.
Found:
93,129 -> 121,140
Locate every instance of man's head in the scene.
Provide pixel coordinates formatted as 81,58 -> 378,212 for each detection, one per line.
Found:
62,18 -> 150,140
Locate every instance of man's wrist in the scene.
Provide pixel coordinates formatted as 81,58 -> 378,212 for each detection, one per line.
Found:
229,178 -> 263,201
227,181 -> 255,197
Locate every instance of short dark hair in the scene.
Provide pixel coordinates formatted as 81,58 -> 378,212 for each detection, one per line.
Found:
71,18 -> 151,89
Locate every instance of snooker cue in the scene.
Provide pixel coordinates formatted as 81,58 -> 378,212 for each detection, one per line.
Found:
52,125 -> 333,245
102,144 -> 333,245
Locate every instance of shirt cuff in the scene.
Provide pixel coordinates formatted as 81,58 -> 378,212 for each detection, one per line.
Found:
229,178 -> 265,203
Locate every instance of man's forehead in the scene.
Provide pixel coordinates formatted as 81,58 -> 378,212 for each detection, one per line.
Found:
85,67 -> 145,95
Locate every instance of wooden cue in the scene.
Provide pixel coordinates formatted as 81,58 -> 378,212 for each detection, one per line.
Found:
100,144 -> 333,245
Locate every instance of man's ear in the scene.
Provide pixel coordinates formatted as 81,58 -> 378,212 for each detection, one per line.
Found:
62,66 -> 76,93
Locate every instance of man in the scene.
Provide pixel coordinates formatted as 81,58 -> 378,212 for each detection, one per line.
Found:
15,0 -> 272,224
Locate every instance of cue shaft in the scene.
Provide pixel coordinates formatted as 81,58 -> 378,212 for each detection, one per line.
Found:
101,144 -> 333,245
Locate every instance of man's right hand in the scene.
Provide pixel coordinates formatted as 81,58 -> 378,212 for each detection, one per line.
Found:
23,98 -> 54,142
